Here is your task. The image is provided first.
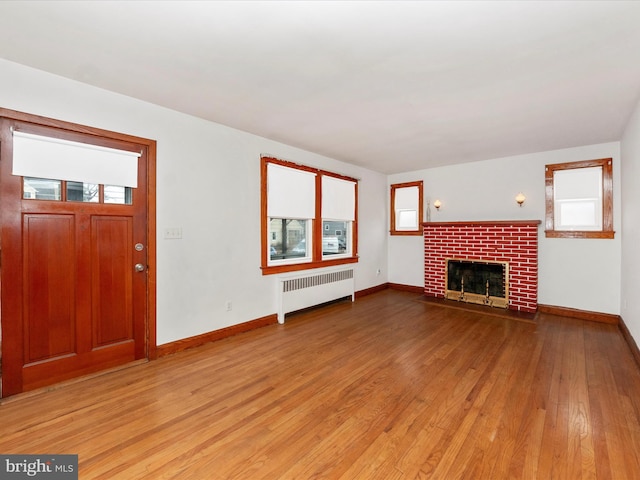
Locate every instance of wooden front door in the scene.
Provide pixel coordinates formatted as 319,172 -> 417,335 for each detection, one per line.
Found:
0,111 -> 156,397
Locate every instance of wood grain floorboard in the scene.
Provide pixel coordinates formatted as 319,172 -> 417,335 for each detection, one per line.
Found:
2,290 -> 640,479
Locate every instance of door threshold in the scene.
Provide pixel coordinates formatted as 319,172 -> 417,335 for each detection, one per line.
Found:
0,358 -> 148,404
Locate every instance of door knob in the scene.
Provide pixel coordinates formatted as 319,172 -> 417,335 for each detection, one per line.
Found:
135,263 -> 145,272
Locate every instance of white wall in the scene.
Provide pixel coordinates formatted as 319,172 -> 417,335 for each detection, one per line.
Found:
1,56 -> 630,348
389,142 -> 622,315
0,59 -> 388,345
621,96 -> 640,342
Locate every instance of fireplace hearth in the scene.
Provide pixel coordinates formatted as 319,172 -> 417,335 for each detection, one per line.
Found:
423,220 -> 540,313
445,259 -> 508,309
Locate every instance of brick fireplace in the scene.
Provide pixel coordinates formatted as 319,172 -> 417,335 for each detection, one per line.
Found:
423,221 -> 541,313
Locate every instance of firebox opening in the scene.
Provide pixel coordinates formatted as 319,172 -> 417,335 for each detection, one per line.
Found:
445,259 -> 509,309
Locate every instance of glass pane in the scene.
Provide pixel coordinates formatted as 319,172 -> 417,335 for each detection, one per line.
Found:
23,177 -> 61,200
322,220 -> 349,256
556,199 -> 601,230
67,181 -> 99,202
105,185 -> 133,205
269,218 -> 308,261
397,209 -> 418,230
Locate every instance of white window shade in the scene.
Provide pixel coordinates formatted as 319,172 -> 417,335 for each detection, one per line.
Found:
394,186 -> 419,210
267,163 -> 316,218
322,176 -> 355,221
12,131 -> 140,187
554,167 -> 602,200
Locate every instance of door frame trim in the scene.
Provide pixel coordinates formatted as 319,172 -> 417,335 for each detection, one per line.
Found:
0,107 -> 157,396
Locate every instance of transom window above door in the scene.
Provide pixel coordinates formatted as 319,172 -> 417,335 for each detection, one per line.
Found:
23,177 -> 133,204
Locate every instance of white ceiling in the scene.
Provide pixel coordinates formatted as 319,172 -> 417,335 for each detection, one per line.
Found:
1,1 -> 640,174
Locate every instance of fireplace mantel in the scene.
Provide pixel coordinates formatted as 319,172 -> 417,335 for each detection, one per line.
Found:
423,220 -> 541,312
422,220 -> 542,227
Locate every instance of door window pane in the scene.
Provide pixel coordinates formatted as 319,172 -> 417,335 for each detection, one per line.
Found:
105,185 -> 133,205
67,181 -> 99,202
23,177 -> 61,200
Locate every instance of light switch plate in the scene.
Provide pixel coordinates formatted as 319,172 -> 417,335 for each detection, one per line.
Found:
163,227 -> 182,239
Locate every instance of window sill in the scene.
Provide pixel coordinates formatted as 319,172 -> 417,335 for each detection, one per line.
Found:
390,230 -> 422,236
261,256 -> 358,275
545,230 -> 615,239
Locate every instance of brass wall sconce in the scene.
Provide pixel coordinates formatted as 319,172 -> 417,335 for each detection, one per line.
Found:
433,199 -> 441,210
515,192 -> 526,207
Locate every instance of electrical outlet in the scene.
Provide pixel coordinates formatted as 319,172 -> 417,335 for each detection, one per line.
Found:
376,268 -> 381,275
225,301 -> 232,311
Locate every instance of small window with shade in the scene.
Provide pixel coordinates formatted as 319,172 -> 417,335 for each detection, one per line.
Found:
545,158 -> 614,239
390,181 -> 423,235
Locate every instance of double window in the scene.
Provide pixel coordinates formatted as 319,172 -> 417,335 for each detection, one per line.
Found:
261,156 -> 358,274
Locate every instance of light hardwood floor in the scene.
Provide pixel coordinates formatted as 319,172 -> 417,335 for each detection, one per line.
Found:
2,289 -> 640,479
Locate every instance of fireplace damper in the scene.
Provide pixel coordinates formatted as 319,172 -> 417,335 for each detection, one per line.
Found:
445,259 -> 509,309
